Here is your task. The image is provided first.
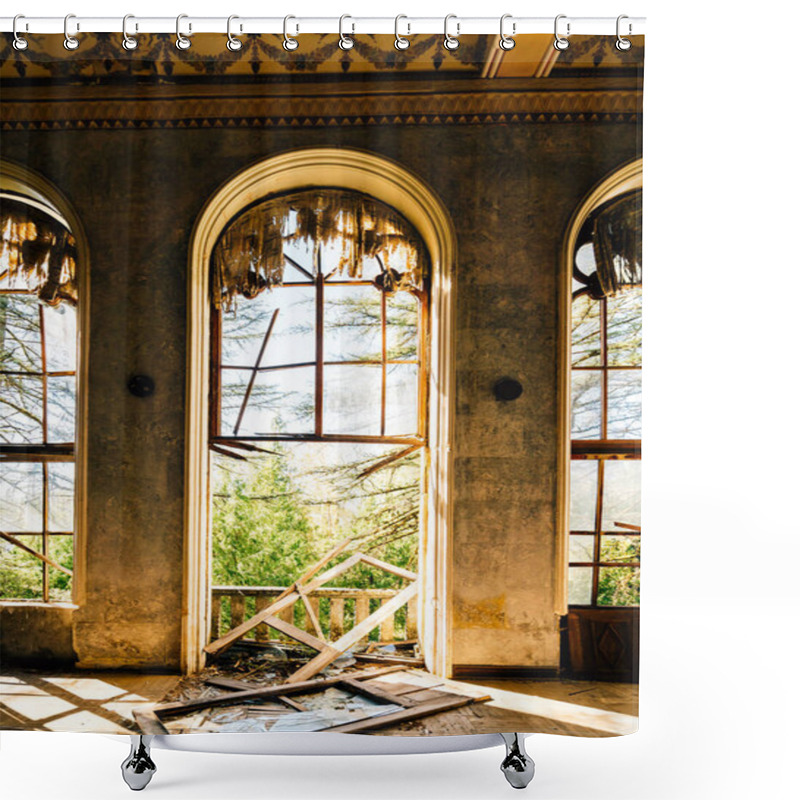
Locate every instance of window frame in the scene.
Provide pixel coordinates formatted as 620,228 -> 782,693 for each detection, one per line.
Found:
209,193 -> 430,451
0,165 -> 88,608
557,162 -> 643,615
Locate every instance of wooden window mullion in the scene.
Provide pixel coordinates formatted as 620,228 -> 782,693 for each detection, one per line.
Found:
314,249 -> 324,437
380,291 -> 387,437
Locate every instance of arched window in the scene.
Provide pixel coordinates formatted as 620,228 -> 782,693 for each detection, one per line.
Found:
568,188 -> 642,608
0,173 -> 80,603
211,188 -> 428,445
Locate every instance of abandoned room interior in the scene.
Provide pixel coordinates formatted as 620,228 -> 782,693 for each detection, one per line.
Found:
0,31 -> 642,737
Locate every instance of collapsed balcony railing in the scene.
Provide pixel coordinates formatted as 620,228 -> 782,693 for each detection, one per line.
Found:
210,584 -> 418,646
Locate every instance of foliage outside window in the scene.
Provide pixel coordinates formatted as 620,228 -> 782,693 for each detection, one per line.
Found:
568,190 -> 641,608
0,195 -> 77,602
209,189 -> 428,616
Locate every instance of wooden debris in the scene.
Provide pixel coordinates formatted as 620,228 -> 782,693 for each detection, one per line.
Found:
204,545 -> 417,674
285,582 -> 418,683
354,653 -> 425,668
325,693 -> 492,734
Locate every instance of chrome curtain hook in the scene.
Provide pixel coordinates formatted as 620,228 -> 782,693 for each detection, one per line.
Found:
339,14 -> 354,50
616,14 -> 632,51
12,14 -> 28,51
122,14 -> 138,51
63,13 -> 79,51
394,15 -> 410,51
443,14 -> 459,51
554,14 -> 570,51
499,14 -> 516,51
283,15 -> 299,51
176,13 -> 192,50
227,15 -> 242,51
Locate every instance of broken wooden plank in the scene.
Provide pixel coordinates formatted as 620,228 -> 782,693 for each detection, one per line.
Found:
277,695 -> 309,712
0,530 -> 73,576
325,693 -> 493,734
337,678 -> 416,709
285,582 -> 418,684
354,653 -> 425,668
357,554 -> 417,582
298,589 -> 324,640
257,613 -> 331,653
203,665 -> 408,694
133,707 -> 170,735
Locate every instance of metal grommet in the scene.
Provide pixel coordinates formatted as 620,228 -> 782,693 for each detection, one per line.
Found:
63,13 -> 79,51
122,14 -> 138,51
499,14 -> 515,51
283,15 -> 299,51
339,14 -> 354,50
227,15 -> 242,51
176,13 -> 192,50
554,14 -> 570,51
12,15 -> 28,51
443,13 -> 459,51
616,15 -> 632,51
394,14 -> 410,50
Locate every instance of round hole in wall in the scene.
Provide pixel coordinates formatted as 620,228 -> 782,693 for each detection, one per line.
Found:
493,377 -> 523,402
128,374 -> 155,398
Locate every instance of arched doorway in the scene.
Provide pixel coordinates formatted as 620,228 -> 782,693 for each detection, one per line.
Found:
185,148 -> 457,675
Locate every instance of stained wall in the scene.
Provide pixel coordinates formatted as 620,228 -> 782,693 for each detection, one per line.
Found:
0,94 -> 639,671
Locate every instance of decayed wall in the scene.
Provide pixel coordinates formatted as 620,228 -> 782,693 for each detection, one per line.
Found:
0,105 -> 638,671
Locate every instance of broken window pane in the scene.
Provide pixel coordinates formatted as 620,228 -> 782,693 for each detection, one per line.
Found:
597,566 -> 640,606
222,286 -> 315,368
600,535 -> 640,563
221,366 -> 315,436
0,534 -> 44,600
601,461 -> 641,530
47,535 -> 74,602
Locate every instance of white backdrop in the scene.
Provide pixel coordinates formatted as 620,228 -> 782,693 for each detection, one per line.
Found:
2,1 -> 798,798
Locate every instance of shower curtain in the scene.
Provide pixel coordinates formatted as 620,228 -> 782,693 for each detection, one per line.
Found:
0,29 -> 644,737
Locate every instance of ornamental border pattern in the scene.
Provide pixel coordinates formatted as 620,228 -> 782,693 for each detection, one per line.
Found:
0,90 -> 642,129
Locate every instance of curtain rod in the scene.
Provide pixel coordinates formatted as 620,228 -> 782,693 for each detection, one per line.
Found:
1,16 -> 646,36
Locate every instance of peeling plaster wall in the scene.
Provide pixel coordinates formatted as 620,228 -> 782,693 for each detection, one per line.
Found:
0,116 -> 638,670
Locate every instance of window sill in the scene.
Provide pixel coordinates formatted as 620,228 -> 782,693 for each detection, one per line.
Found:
0,600 -> 78,610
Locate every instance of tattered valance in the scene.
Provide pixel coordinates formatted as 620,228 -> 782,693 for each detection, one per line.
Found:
591,191 -> 642,297
212,189 -> 428,310
0,197 -> 78,307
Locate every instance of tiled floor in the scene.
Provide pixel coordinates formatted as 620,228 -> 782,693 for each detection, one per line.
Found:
0,671 -> 180,734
